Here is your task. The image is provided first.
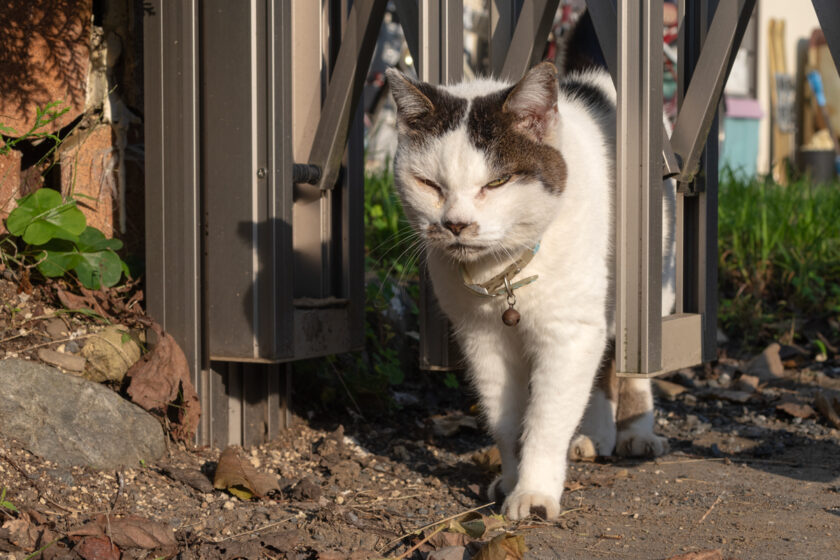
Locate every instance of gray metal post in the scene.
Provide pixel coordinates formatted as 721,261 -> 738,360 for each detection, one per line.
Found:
500,0 -> 560,82
615,0 -> 663,375
143,0 -> 204,429
812,0 -> 840,75
417,0 -> 465,371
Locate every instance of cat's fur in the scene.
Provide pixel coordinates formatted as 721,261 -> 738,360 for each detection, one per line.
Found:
386,61 -> 675,520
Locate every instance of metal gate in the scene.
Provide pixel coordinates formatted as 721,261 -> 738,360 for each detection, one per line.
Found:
145,1 -> 840,446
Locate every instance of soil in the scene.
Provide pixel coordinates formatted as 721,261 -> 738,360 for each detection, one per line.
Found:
1,275 -> 840,559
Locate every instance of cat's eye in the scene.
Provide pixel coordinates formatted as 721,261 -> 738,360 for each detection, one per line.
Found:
417,177 -> 443,194
484,175 -> 511,189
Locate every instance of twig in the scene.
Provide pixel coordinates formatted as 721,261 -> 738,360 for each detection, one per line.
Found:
697,493 -> 724,525
384,501 -> 495,548
215,514 -> 298,542
15,334 -> 93,354
109,471 -> 124,513
598,534 -> 623,540
329,360 -> 366,420
390,523 -> 446,560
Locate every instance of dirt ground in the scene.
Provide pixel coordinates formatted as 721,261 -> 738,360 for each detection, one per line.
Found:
1,276 -> 840,559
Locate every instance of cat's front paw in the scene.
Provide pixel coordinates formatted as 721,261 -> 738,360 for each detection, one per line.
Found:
502,489 -> 561,521
615,429 -> 669,457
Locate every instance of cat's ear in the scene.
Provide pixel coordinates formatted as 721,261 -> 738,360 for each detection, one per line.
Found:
385,68 -> 434,133
503,61 -> 559,141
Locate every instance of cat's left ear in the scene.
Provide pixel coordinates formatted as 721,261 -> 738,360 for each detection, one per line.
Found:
503,61 -> 559,141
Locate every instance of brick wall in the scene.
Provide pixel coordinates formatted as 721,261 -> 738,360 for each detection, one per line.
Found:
0,0 -> 144,241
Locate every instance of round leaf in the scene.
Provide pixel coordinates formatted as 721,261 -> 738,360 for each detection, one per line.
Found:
5,189 -> 86,244
74,250 -> 124,289
76,227 -> 123,252
37,247 -> 83,278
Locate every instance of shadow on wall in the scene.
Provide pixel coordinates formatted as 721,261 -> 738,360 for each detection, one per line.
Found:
0,0 -> 91,132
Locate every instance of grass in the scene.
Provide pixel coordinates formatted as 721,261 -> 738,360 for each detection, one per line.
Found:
718,169 -> 840,347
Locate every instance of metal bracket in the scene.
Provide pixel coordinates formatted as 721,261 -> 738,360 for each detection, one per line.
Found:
499,0 -> 561,81
307,0 -> 388,191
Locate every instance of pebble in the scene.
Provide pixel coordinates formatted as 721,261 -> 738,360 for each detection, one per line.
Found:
223,500 -> 235,510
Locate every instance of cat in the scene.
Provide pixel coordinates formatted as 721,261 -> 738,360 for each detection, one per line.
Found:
385,59 -> 676,520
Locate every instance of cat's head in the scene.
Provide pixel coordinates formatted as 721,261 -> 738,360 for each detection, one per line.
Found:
386,62 -> 567,263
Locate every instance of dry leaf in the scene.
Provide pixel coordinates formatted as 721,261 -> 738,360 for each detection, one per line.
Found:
472,446 -> 502,473
1,518 -> 39,551
69,515 -> 177,550
429,412 -> 479,437
160,465 -> 215,493
213,446 -> 281,499
472,533 -> 527,560
426,531 -> 471,550
74,536 -> 120,560
125,322 -> 200,441
448,512 -> 505,539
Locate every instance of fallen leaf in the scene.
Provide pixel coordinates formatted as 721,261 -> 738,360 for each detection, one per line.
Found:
56,288 -> 112,321
74,536 -> 120,560
664,550 -> 724,560
776,401 -> 816,419
0,518 -> 39,551
815,391 -> 840,429
69,515 -> 177,549
213,446 -> 281,499
125,322 -> 200,441
472,446 -> 501,473
448,512 -> 506,539
472,533 -> 527,560
427,531 -> 471,550
429,412 -> 479,437
160,465 -> 215,493
428,546 -> 470,560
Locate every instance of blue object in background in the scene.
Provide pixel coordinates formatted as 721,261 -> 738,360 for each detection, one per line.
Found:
720,97 -> 763,178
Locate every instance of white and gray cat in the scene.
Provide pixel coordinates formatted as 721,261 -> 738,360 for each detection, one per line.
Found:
385,60 -> 676,520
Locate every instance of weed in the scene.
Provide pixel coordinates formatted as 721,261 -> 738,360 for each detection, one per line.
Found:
0,487 -> 18,513
718,169 -> 840,347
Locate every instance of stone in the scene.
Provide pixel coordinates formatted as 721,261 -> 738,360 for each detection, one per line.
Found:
37,348 -> 86,372
81,325 -> 141,382
653,379 -> 687,401
744,343 -> 785,381
59,125 -> 117,236
44,317 -> 70,339
734,374 -> 760,393
428,547 -> 470,560
0,358 -> 165,469
0,0 -> 92,135
0,150 -> 22,232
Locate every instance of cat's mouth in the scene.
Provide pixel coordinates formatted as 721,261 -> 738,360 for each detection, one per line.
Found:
446,242 -> 490,260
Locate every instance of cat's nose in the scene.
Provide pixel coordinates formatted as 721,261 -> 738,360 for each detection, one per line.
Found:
443,221 -> 470,236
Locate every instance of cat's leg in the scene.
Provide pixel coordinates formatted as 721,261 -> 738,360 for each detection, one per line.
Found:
615,377 -> 669,457
505,322 -> 605,520
460,329 -> 529,504
569,343 -> 617,460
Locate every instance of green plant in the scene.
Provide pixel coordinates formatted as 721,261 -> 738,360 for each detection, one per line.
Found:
1,189 -> 128,289
0,487 -> 18,513
718,169 -> 840,346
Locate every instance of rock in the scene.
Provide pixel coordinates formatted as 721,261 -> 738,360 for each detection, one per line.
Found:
776,401 -> 816,419
44,318 -> 69,339
699,388 -> 753,404
744,343 -> 785,381
734,374 -> 760,393
653,379 -> 687,401
81,325 -> 141,382
37,348 -> 86,373
0,359 -> 165,469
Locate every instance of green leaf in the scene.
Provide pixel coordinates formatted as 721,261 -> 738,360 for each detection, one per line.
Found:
5,189 -> 86,244
76,227 -> 123,252
37,246 -> 83,278
73,249 -> 123,289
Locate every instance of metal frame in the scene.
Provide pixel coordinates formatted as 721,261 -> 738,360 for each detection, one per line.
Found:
145,0 -> 379,445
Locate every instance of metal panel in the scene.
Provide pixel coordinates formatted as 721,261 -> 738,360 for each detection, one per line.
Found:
615,0 -> 663,375
676,0 -> 719,363
670,0 -> 755,185
500,0 -> 560,82
490,0 -> 520,76
812,0 -> 840,76
143,0 -> 204,426
417,0 -> 464,371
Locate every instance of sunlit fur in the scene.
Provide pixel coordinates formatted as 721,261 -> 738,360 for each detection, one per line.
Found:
388,64 -> 676,521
